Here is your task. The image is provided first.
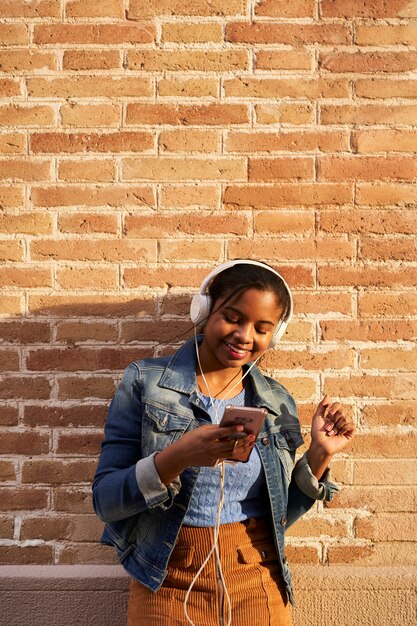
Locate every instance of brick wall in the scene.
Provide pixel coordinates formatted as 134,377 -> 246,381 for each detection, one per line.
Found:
0,0 -> 416,569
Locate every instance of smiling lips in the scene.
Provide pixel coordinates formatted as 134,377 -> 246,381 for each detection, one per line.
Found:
224,340 -> 250,359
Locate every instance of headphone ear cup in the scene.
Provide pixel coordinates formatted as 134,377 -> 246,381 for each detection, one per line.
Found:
190,294 -> 212,325
269,320 -> 287,348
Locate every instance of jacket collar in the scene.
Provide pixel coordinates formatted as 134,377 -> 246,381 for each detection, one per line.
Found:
158,336 -> 280,416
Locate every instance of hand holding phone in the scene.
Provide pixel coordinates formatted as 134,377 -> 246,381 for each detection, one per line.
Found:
219,406 -> 267,462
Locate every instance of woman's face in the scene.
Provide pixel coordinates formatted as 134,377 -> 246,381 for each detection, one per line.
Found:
199,288 -> 284,372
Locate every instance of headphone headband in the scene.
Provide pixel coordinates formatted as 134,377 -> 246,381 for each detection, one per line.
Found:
190,260 -> 293,347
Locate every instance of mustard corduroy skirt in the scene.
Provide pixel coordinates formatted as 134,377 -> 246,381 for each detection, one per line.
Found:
126,517 -> 292,626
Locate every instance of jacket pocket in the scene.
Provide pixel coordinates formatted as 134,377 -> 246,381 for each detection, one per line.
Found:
142,404 -> 193,456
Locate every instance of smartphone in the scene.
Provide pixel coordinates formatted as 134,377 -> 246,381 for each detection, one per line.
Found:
219,406 -> 268,463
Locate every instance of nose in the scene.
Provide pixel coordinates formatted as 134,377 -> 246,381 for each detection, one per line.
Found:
234,323 -> 254,344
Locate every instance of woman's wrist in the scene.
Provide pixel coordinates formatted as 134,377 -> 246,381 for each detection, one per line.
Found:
154,438 -> 190,486
306,443 -> 333,480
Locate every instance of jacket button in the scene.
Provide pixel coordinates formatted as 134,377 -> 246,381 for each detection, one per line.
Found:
280,517 -> 287,527
261,550 -> 268,559
261,437 -> 269,446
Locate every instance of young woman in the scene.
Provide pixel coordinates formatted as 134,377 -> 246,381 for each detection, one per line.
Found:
92,260 -> 355,626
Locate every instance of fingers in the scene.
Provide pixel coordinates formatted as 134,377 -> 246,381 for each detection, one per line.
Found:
324,408 -> 355,438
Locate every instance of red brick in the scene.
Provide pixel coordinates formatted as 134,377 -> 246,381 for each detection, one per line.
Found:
24,403 -> 107,427
326,486 -> 415,513
0,517 -> 14,540
0,240 -> 23,262
354,459 -> 416,485
356,23 -> 417,46
34,23 -> 156,45
0,212 -> 52,235
122,157 -> 246,182
0,50 -> 56,72
57,378 -> 116,400
0,406 -> 18,427
0,23 -> 28,45
321,0 -> 417,18
58,543 -> 117,564
255,0 -> 315,17
361,347 -> 417,371
55,321 -> 118,343
127,49 -> 249,72
26,347 -> 152,372
228,237 -> 354,262
120,320 -> 194,344
319,209 -> 416,235
254,103 -> 313,125
223,184 -> 353,208
124,266 -> 208,289
31,185 -> 155,208
353,129 -> 417,153
287,516 -> 349,538
321,320 -> 417,343
0,349 -> 19,371
0,1 -> 60,18
58,212 -> 119,235
327,544 -> 374,565
28,294 -> 156,317
22,460 -> 96,484
31,132 -> 154,154
320,51 -> 417,73
0,105 -> 54,127
361,403 -> 417,428
0,158 -> 51,182
60,104 -> 120,129
159,130 -> 220,153
0,488 -> 49,510
65,0 -> 124,18
319,264 -> 417,288
321,104 -> 417,126
361,236 -> 417,262
356,184 -> 417,207
159,240 -> 223,262
359,292 -> 417,317
126,103 -> 249,126
0,546 -> 53,565
356,78 -> 417,99
58,159 -> 115,182
124,212 -> 249,237
356,514 -> 416,541
224,77 -> 349,99
0,296 -> 22,316
0,133 -> 25,155
30,239 -> 156,262
324,377 -> 417,402
318,156 -> 417,182
27,77 -> 153,99
128,0 -> 246,17
162,22 -> 223,43
225,130 -> 350,154
158,78 -> 218,98
0,185 -> 24,208
0,267 -> 52,288
54,487 -> 94,514
226,22 -> 350,44
56,267 -> 118,290
254,211 -> 315,235
249,157 -> 314,182
262,347 -> 354,371
0,376 -> 51,400
160,185 -> 219,208
0,78 -> 21,98
295,290 -> 353,316
0,432 -> 49,455
56,432 -> 102,455
285,545 -> 320,565
21,514 -> 102,542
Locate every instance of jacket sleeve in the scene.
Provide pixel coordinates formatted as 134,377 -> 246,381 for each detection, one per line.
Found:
92,363 -> 180,524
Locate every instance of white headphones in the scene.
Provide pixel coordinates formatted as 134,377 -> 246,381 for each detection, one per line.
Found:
190,260 -> 293,348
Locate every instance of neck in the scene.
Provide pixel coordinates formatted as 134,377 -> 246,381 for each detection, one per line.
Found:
196,366 -> 243,399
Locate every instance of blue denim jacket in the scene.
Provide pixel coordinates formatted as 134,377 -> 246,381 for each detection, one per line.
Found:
92,337 -> 328,604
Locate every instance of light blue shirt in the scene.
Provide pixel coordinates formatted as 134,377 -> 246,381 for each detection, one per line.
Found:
182,387 -> 269,526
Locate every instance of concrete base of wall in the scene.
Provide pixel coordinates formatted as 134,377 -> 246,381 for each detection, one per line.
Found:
0,565 -> 415,626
